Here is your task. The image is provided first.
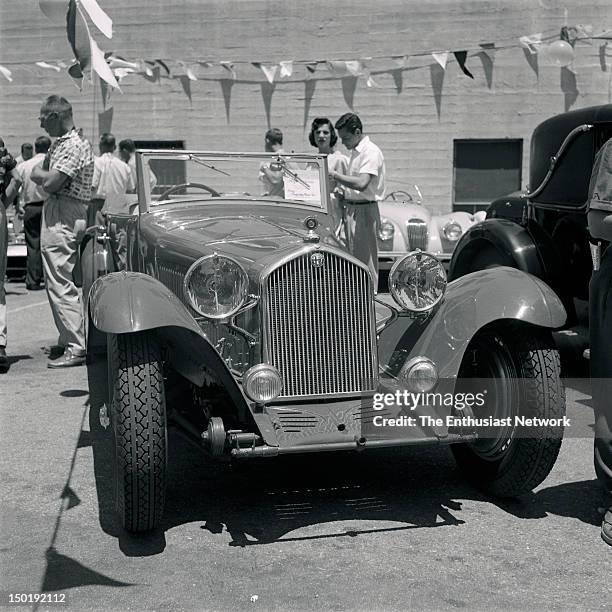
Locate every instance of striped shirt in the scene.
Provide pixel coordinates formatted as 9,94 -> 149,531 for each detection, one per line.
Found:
47,128 -> 94,202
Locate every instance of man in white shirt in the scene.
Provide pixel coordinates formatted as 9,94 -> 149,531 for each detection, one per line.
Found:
91,133 -> 134,224
118,138 -> 157,195
329,113 -> 385,290
16,136 -> 51,290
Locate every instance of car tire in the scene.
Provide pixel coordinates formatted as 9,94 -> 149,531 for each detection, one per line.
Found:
109,331 -> 167,532
451,323 -> 565,497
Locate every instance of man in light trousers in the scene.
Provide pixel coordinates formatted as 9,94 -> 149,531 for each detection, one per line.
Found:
329,113 -> 385,291
31,95 -> 94,368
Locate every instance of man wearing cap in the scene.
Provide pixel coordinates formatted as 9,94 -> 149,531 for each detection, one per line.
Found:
329,113 -> 385,290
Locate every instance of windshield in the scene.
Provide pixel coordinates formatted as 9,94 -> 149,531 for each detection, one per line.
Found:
135,150 -> 330,213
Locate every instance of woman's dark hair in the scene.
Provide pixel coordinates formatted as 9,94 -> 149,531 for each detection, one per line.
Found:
309,117 -> 338,148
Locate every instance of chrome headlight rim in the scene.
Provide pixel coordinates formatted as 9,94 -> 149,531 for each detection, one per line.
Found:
378,218 -> 395,241
443,221 -> 462,242
183,253 -> 249,320
389,250 -> 447,314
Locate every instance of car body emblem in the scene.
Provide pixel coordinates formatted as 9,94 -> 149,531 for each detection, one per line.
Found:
310,252 -> 325,268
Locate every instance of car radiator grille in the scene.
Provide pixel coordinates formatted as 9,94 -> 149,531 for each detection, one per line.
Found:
157,263 -> 189,307
406,218 -> 428,251
264,250 -> 378,399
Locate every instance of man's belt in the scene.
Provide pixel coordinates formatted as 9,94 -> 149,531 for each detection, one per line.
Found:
343,200 -> 378,205
24,200 -> 44,206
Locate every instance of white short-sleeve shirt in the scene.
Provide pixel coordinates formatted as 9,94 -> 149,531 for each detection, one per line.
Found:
344,135 -> 386,202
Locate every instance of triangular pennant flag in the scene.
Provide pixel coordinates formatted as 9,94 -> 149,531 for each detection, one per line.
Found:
393,56 -> 408,68
599,43 -> 608,71
197,60 -> 213,68
178,61 -> 197,80
0,65 -> 13,82
153,59 -> 170,75
61,484 -> 81,510
253,62 -> 278,84
90,36 -> 119,88
220,61 -> 236,80
432,52 -> 448,69
66,0 -> 91,74
366,73 -> 381,88
479,42 -> 496,60
136,59 -> 153,77
327,60 -> 347,76
345,60 -> 363,76
279,60 -> 293,78
36,61 -> 62,72
106,54 -> 139,71
453,51 -> 474,78
519,33 -> 543,54
78,0 -> 112,39
112,67 -> 134,81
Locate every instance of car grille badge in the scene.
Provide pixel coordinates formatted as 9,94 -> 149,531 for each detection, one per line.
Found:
310,251 -> 325,268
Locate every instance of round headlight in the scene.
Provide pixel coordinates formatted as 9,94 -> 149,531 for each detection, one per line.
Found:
389,251 -> 447,313
243,364 -> 283,403
443,221 -> 462,242
184,254 -> 248,319
378,218 -> 395,241
400,357 -> 438,392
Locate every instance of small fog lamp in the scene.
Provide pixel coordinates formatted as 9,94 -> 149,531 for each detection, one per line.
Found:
400,357 -> 438,393
243,364 -> 283,403
443,221 -> 462,242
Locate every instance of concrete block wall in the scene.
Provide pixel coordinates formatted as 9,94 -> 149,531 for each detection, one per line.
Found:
1,0 -> 610,213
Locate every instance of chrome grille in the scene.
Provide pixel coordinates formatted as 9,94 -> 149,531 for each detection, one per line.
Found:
406,218 -> 428,251
157,262 -> 189,307
264,249 -> 378,399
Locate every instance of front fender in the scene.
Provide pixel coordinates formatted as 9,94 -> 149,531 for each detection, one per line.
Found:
89,271 -> 252,421
378,266 -> 566,380
448,218 -> 543,280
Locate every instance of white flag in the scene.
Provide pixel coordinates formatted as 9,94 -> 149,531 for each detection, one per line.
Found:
36,61 -> 61,72
432,52 -> 448,69
0,65 -> 13,82
79,0 -> 112,39
259,63 -> 278,84
90,36 -> 120,88
345,60 -> 363,76
220,61 -> 236,79
279,60 -> 293,78
519,33 -> 543,54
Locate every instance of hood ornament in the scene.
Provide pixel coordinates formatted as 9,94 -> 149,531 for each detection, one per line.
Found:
303,216 -> 320,243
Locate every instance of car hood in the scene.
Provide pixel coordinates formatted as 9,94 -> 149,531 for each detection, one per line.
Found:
141,200 -> 341,272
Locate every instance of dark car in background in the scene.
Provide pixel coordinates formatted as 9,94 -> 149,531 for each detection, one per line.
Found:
449,104 -> 612,351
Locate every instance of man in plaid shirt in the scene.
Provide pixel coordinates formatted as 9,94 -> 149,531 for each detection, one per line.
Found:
31,95 -> 94,368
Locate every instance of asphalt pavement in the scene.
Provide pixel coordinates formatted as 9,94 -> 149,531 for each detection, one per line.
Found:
0,279 -> 611,611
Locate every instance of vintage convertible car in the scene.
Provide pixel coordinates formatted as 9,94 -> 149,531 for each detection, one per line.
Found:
378,189 -> 486,275
85,150 -> 567,533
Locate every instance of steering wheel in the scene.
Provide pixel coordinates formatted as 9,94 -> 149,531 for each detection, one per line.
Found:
384,190 -> 413,202
157,182 -> 221,201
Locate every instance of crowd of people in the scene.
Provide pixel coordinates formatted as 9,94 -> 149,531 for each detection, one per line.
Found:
0,95 -> 153,371
0,95 -> 609,547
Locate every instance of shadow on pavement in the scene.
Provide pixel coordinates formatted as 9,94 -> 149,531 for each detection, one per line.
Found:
84,352 -> 604,558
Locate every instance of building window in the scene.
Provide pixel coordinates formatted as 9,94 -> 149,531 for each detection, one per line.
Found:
453,139 -> 523,213
132,139 -> 186,194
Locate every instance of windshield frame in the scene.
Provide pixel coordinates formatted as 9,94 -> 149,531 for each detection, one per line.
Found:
134,149 -> 331,215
